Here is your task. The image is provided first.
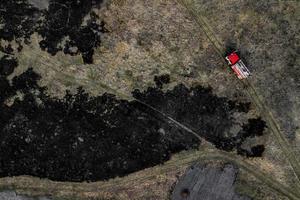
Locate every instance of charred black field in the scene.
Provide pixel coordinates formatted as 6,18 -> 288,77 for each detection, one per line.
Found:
0,53 -> 266,182
0,0 -> 105,63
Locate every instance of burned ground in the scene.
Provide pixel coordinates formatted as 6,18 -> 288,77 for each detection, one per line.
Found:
133,77 -> 265,155
0,65 -> 201,182
0,0 -> 41,51
0,0 -> 105,63
38,0 -> 106,63
0,56 -> 18,104
0,54 -> 266,181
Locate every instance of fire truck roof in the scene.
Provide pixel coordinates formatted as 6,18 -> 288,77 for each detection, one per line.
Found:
227,52 -> 240,65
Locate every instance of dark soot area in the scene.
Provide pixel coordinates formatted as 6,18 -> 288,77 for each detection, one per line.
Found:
0,0 -> 40,42
0,0 -> 105,64
0,58 -> 266,181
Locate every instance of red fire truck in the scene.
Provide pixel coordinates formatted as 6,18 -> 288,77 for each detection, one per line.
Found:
225,52 -> 250,79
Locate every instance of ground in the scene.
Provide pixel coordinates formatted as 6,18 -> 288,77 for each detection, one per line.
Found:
0,0 -> 299,199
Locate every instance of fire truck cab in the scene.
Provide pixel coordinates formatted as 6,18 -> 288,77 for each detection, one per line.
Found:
225,52 -> 250,79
